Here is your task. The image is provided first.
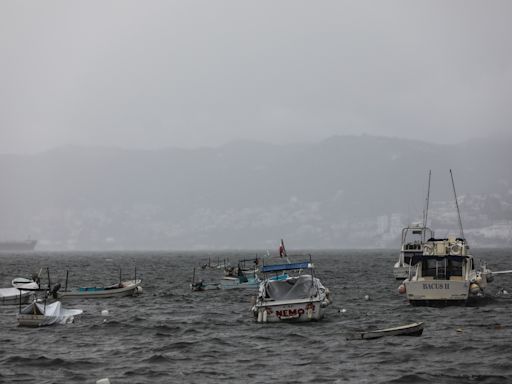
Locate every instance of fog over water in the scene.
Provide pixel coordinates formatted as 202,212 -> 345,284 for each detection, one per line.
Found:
0,2 -> 511,250
0,136 -> 511,250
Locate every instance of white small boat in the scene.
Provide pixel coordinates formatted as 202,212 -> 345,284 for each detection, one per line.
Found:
1,277 -> 40,305
17,301 -> 83,327
252,260 -> 332,323
359,322 -> 424,339
0,287 -> 34,305
57,279 -> 142,299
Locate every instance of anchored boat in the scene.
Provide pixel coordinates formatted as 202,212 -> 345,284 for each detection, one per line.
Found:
394,171 -> 433,280
1,275 -> 41,305
17,300 -> 82,327
252,259 -> 331,323
55,269 -> 142,299
400,236 -> 489,305
57,279 -> 142,299
220,259 -> 261,289
0,287 -> 34,305
393,225 -> 434,280
399,170 -> 512,305
359,322 -> 424,339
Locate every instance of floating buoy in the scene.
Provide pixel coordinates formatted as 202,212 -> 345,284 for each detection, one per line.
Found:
470,283 -> 481,295
262,309 -> 268,323
456,328 -> 464,333
101,309 -> 109,317
257,310 -> 263,323
96,378 -> 111,384
135,286 -> 143,295
398,284 -> 406,294
364,295 -> 370,301
339,308 -> 347,314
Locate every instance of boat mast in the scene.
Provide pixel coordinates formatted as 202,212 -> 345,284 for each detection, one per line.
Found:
422,170 -> 431,242
449,169 -> 465,240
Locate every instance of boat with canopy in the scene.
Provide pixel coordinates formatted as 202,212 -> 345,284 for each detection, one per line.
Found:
17,300 -> 82,327
399,170 -> 512,305
252,257 -> 331,323
393,171 -> 434,280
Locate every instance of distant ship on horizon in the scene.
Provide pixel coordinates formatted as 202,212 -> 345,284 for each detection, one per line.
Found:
0,239 -> 37,252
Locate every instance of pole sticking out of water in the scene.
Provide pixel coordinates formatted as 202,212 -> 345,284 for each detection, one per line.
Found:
450,169 -> 465,240
422,170 -> 432,242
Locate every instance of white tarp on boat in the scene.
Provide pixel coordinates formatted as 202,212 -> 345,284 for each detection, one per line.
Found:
19,301 -> 83,325
264,275 -> 325,301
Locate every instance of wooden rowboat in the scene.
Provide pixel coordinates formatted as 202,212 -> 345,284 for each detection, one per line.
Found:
360,322 -> 424,340
57,279 -> 142,299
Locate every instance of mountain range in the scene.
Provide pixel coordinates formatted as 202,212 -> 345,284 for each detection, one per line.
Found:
1,135 -> 511,250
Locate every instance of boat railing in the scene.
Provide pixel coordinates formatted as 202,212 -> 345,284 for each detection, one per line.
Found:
260,261 -> 313,274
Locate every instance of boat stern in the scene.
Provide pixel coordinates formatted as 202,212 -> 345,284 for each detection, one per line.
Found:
404,279 -> 469,305
253,299 -> 324,323
393,265 -> 409,280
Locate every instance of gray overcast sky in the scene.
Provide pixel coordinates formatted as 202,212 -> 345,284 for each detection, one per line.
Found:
1,0 -> 511,154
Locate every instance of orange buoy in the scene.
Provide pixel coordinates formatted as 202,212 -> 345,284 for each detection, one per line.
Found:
470,283 -> 480,295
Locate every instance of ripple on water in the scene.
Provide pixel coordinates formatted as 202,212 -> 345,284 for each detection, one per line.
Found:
0,249 -> 511,383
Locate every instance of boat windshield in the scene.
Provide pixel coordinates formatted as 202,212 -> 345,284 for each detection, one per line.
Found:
264,275 -> 319,301
421,256 -> 464,279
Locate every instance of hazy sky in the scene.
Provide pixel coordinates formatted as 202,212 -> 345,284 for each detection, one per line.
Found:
1,1 -> 511,154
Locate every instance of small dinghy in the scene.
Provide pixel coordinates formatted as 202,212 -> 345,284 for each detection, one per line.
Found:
190,267 -> 220,292
57,279 -> 142,299
17,301 -> 83,327
55,268 -> 142,299
191,279 -> 220,291
359,322 -> 424,340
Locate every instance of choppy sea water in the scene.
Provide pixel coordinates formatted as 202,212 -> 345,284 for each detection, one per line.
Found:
1,249 -> 512,384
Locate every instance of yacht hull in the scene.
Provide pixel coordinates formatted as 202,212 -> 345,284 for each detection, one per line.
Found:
404,280 -> 469,305
253,299 -> 325,323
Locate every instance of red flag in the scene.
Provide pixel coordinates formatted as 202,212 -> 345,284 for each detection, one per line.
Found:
279,239 -> 287,258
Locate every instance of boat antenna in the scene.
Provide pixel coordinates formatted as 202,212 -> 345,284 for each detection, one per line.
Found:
449,169 -> 465,240
422,170 -> 432,241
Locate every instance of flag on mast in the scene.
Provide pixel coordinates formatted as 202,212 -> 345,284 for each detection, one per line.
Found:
279,239 -> 287,258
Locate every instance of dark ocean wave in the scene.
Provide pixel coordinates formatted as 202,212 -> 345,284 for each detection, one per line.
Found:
1,249 -> 512,383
